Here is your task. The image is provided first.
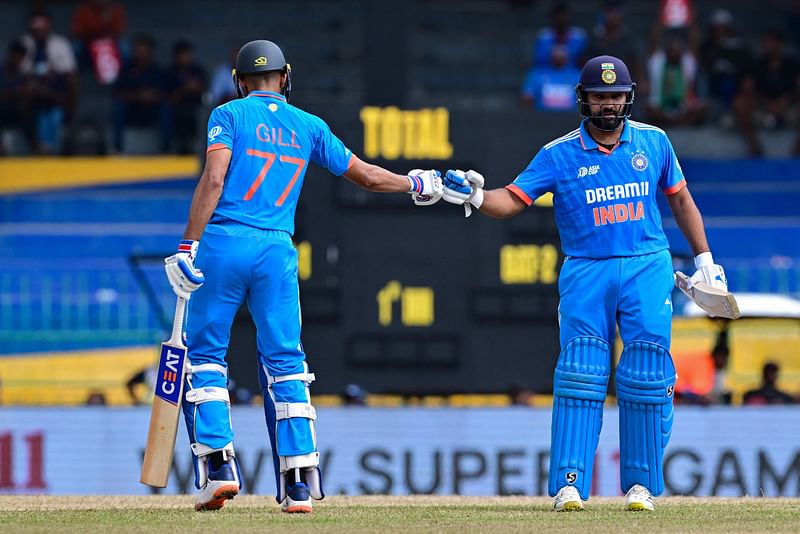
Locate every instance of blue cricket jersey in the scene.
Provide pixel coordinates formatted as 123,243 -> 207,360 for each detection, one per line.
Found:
205,90 -> 353,235
508,119 -> 686,259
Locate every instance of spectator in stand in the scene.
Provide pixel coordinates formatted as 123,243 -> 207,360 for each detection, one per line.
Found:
165,40 -> 207,154
743,362 -> 795,405
85,390 -> 108,406
508,383 -> 535,406
111,33 -> 168,153
0,40 -> 35,155
208,46 -> 239,107
342,384 -> 368,406
700,9 -> 750,125
71,0 -> 127,84
126,365 -> 156,405
19,10 -> 79,154
531,2 -> 587,69
732,30 -> 800,157
645,29 -> 708,126
520,45 -> 580,111
587,2 -> 643,86
705,339 -> 732,405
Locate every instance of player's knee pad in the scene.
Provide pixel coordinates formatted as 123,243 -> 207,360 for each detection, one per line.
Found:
260,362 -> 323,502
182,363 -> 234,471
616,340 -> 676,496
549,336 -> 611,501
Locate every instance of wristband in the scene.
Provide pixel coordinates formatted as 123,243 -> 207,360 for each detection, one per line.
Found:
694,251 -> 713,268
470,188 -> 485,209
407,175 -> 423,194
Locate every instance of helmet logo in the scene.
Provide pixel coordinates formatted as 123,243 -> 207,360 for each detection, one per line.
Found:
601,62 -> 616,84
254,56 -> 268,66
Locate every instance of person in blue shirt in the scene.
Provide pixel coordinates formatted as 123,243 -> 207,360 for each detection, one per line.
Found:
164,39 -> 442,514
440,56 -> 730,512
520,45 -> 581,111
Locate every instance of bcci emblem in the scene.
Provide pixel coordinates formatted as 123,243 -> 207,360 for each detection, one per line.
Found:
600,62 -> 616,84
631,151 -> 649,171
566,472 -> 578,484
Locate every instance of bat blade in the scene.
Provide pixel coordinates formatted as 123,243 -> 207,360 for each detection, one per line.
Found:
675,271 -> 742,320
140,336 -> 187,487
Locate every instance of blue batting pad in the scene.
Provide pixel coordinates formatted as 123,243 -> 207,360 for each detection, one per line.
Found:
616,341 -> 676,495
181,370 -> 233,452
549,336 -> 610,500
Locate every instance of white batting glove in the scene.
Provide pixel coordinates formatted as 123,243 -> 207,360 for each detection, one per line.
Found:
443,169 -> 485,217
407,169 -> 443,206
165,240 -> 205,299
689,252 -> 728,291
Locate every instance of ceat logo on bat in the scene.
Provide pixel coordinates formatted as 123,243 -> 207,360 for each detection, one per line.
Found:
155,345 -> 186,405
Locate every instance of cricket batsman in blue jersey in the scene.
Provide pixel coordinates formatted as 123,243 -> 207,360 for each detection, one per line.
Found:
440,56 -> 729,511
164,40 -> 443,513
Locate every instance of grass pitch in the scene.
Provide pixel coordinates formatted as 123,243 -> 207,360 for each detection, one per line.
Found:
1,495 -> 798,533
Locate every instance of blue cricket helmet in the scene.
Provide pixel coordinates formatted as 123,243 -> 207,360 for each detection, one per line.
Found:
575,55 -> 636,130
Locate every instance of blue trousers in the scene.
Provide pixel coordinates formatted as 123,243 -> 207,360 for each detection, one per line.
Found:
549,249 -> 675,499
558,249 -> 674,348
184,221 -> 313,453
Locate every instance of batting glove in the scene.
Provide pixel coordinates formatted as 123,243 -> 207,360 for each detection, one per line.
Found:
689,252 -> 728,292
443,169 -> 485,217
165,240 -> 205,299
407,169 -> 444,206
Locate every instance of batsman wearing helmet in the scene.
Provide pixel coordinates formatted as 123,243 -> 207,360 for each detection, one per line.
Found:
438,56 -> 731,511
164,40 -> 442,513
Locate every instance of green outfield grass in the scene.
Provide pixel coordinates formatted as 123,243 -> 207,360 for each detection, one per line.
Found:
1,495 -> 798,533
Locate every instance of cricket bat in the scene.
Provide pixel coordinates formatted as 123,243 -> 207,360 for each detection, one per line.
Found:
675,271 -> 741,320
140,296 -> 188,487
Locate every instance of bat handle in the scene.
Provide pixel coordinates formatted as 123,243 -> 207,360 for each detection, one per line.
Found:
169,297 -> 187,345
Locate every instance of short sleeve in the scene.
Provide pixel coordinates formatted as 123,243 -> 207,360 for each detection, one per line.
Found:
506,147 -> 556,206
206,105 -> 234,153
659,134 -> 687,195
310,117 -> 353,176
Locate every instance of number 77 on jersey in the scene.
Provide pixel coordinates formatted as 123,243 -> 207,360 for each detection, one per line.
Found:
140,297 -> 188,487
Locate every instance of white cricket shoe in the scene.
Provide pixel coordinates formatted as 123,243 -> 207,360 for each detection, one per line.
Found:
624,484 -> 654,511
553,485 -> 584,511
195,464 -> 239,511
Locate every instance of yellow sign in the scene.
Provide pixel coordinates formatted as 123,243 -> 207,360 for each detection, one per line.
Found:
377,280 -> 434,327
254,56 -> 268,66
360,106 -> 453,160
499,244 -> 559,284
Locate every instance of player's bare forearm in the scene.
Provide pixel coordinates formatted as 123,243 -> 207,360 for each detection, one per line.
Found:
343,156 -> 412,193
183,149 -> 231,240
666,186 -> 710,256
478,188 -> 528,219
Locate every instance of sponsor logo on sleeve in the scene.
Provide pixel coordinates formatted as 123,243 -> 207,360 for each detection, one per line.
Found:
208,125 -> 223,142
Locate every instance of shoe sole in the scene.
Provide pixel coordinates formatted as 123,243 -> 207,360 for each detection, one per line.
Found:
555,501 -> 584,512
282,504 -> 313,513
195,485 -> 239,512
626,502 -> 654,512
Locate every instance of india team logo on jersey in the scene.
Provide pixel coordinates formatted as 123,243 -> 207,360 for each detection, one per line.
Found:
631,151 -> 649,171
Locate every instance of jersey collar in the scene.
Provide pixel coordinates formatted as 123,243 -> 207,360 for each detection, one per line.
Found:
578,119 -> 631,152
248,90 -> 287,102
